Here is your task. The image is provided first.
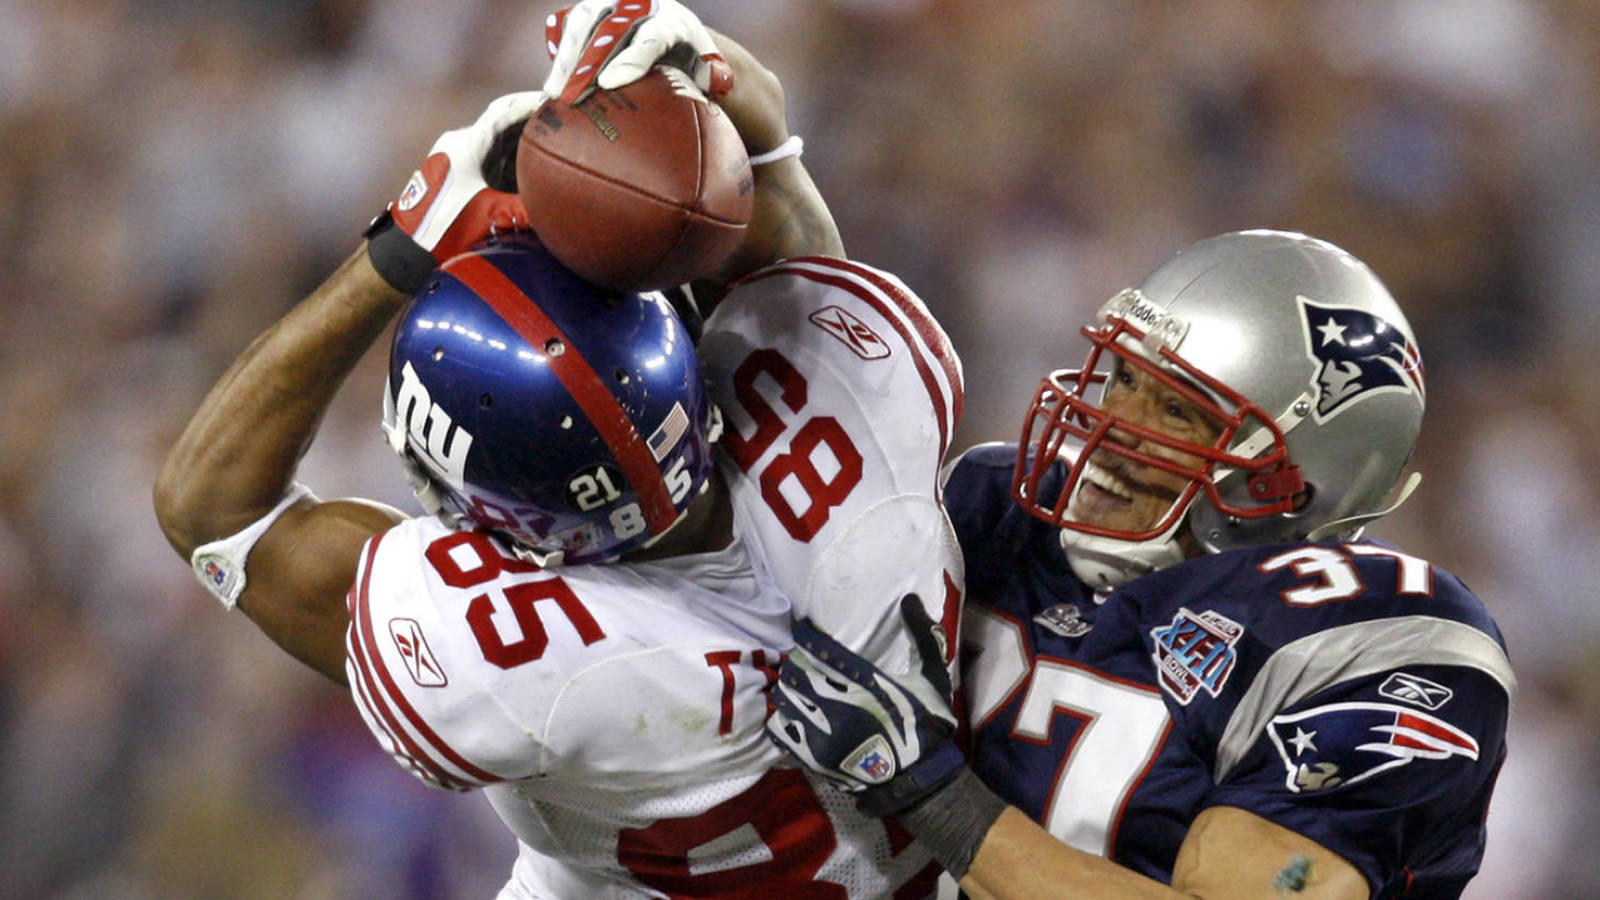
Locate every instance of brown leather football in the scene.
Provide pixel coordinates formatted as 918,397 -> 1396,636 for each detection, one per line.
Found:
517,66 -> 754,292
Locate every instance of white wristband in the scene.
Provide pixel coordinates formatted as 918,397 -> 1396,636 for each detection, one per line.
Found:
748,134 -> 803,166
190,483 -> 313,610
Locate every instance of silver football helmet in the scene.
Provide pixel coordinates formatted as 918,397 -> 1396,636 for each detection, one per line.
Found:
1012,230 -> 1427,588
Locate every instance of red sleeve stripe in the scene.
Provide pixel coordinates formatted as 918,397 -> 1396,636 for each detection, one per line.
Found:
346,631 -> 457,789
345,554 -> 471,790
448,254 -> 678,534
752,258 -> 964,459
347,532 -> 504,788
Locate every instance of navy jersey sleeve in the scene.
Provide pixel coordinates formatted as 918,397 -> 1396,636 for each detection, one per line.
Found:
942,444 -> 1020,567
943,442 -> 1068,597
1125,541 -> 1514,897
1206,662 -> 1507,897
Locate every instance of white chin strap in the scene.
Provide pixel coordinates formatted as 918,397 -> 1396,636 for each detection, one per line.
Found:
1059,511 -> 1191,591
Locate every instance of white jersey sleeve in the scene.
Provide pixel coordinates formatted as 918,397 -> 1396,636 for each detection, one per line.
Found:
701,257 -> 966,679
343,516 -> 783,794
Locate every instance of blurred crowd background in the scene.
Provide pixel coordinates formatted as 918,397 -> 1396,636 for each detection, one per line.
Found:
2,0 -> 1596,897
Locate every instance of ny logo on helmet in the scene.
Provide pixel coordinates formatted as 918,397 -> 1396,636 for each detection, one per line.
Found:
1298,296 -> 1425,423
392,361 -> 474,489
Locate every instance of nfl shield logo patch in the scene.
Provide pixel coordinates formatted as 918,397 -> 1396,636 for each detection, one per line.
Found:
843,735 -> 898,784
397,170 -> 429,212
1150,608 -> 1244,704
859,751 -> 893,780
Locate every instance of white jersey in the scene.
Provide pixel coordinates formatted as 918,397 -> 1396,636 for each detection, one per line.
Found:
344,257 -> 964,899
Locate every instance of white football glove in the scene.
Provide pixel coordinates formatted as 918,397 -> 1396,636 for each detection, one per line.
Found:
541,0 -> 731,104
366,91 -> 546,293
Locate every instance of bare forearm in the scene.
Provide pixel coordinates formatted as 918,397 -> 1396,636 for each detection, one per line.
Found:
154,245 -> 410,556
963,808 -> 1186,900
692,31 -> 842,304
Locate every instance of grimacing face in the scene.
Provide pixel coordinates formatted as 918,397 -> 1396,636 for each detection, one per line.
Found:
1067,361 -> 1225,534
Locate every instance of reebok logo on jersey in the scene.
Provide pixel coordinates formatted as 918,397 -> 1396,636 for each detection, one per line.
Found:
390,618 -> 448,687
1150,608 -> 1243,705
809,306 -> 890,360
1266,701 -> 1478,793
1378,672 -> 1454,710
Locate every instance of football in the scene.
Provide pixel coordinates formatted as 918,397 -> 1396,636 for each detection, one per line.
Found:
516,66 -> 754,292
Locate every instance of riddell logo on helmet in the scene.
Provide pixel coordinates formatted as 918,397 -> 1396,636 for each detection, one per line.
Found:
392,362 -> 474,488
1124,297 -> 1166,328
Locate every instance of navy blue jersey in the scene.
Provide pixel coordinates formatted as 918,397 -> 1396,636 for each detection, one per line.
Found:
946,443 -> 1513,899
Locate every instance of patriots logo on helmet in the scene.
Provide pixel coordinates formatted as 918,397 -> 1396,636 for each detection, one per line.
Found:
1298,296 -> 1425,422
1266,701 -> 1479,793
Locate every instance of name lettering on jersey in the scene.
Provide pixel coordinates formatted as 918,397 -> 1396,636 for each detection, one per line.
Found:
1377,672 -> 1454,711
808,306 -> 891,360
1150,608 -> 1244,705
389,617 -> 448,687
1034,603 -> 1093,638
393,361 -> 474,489
1298,296 -> 1426,423
1266,701 -> 1479,793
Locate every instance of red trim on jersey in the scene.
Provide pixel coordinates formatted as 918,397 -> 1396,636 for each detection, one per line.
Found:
832,259 -> 964,431
743,258 -> 963,460
346,537 -> 473,790
347,636 -> 450,787
449,254 -> 677,534
348,532 -> 505,787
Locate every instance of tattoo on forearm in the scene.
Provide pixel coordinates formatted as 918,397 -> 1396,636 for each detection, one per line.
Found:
1272,855 -> 1312,893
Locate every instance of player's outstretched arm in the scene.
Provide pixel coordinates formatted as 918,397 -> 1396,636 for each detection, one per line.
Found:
152,249 -> 409,683
766,603 -> 1370,899
690,28 -> 844,305
153,92 -> 542,684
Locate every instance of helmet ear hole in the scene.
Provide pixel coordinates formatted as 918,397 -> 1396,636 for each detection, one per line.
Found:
1292,483 -> 1315,514
480,393 -> 494,408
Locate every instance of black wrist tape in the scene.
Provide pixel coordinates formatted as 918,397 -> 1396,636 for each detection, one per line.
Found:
364,209 -> 438,295
858,742 -> 966,818
895,766 -> 1009,881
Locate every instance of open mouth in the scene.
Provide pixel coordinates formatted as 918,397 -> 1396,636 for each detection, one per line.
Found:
1071,460 -> 1182,526
1082,462 -> 1135,504
1072,462 -> 1138,519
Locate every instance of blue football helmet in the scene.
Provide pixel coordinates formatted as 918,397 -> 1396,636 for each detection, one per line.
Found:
383,235 -> 719,565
